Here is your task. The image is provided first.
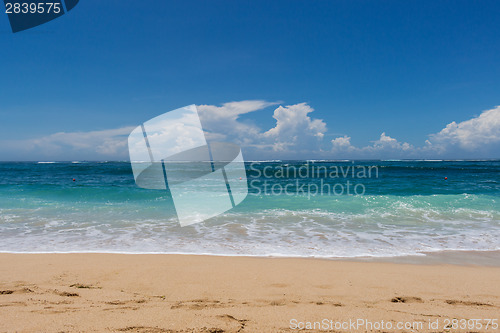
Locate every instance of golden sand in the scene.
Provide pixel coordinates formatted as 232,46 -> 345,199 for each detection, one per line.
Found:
0,254 -> 499,332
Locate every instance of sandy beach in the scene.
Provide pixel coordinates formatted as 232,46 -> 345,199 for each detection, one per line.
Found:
0,254 -> 499,332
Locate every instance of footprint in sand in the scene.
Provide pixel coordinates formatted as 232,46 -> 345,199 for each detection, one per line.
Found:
445,299 -> 493,307
0,290 -> 14,294
390,296 -> 423,303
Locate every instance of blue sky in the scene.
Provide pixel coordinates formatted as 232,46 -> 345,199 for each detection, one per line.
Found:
1,0 -> 499,160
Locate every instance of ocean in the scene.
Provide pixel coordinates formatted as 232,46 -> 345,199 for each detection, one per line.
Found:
0,160 -> 498,259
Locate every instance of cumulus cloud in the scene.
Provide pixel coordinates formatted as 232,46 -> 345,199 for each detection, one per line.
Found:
331,132 -> 413,158
429,106 -> 500,151
197,100 -> 278,144
263,103 -> 327,152
373,132 -> 412,151
331,135 -> 354,151
329,106 -> 500,159
198,101 -> 327,158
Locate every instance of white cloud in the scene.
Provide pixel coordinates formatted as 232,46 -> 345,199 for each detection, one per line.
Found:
331,132 -> 412,158
429,106 -> 500,150
198,101 -> 327,157
329,106 -> 500,159
263,103 -> 327,152
197,100 -> 277,144
372,132 -> 412,151
331,135 -> 354,151
0,127 -> 134,161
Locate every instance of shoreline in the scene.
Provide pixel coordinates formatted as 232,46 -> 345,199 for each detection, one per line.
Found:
1,253 -> 499,332
348,250 -> 500,266
0,249 -> 498,266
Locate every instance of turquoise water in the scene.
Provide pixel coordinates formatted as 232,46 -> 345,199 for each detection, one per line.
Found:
0,160 -> 498,258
